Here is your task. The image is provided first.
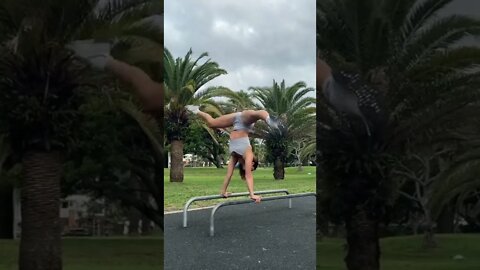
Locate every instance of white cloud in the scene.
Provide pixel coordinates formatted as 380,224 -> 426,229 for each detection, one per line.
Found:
165,0 -> 316,95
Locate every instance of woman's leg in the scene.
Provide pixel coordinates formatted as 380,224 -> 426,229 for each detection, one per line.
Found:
105,57 -> 163,110
240,109 -> 271,122
196,111 -> 237,129
242,110 -> 278,128
68,40 -> 163,110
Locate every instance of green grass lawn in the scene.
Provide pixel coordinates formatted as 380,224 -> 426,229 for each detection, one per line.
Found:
0,237 -> 163,270
318,234 -> 480,270
164,166 -> 316,211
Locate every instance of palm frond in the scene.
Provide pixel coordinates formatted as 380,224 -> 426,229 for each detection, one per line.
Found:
429,150 -> 480,218
117,100 -> 163,160
399,0 -> 453,45
399,15 -> 480,71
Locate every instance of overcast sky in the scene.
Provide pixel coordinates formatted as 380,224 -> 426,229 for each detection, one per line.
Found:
164,0 -> 316,94
445,0 -> 480,17
164,0 -> 477,94
441,0 -> 479,45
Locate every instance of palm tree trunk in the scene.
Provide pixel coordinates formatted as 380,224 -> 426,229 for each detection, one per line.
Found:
345,207 -> 380,270
19,151 -> 62,270
273,157 -> 284,180
170,140 -> 184,182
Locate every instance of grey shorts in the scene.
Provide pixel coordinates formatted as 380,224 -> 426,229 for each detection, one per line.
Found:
229,137 -> 250,157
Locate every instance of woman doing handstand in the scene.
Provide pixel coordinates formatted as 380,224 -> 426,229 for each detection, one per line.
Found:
187,106 -> 278,203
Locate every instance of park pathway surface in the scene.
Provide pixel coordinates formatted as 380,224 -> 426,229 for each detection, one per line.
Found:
164,196 -> 316,269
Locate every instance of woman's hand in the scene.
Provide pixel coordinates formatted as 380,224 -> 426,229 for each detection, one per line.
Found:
250,194 -> 262,203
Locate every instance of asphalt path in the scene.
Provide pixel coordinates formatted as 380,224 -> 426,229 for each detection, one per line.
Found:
164,196 -> 316,270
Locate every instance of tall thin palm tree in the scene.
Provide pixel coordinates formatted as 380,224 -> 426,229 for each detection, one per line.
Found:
251,80 -> 315,179
164,48 -> 229,182
317,0 -> 480,269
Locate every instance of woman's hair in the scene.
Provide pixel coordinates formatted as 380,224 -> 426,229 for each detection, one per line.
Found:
239,156 -> 259,180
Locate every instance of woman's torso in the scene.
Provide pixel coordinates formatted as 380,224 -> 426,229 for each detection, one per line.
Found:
230,111 -> 255,139
230,130 -> 250,139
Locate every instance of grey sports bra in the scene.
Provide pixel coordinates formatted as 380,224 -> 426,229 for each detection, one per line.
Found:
232,112 -> 254,132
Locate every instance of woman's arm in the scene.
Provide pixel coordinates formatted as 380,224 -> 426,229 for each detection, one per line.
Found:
220,156 -> 237,196
244,151 -> 261,203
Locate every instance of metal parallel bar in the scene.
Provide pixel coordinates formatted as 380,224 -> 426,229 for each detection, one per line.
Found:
210,192 -> 316,236
183,189 -> 289,228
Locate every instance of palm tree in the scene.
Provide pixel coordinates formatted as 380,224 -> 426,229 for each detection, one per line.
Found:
66,94 -> 165,228
117,100 -> 164,226
299,132 -> 316,166
0,1 -> 160,269
251,80 -> 315,179
216,89 -> 258,113
164,48 -> 229,182
0,35 -> 87,270
428,128 -> 480,222
317,0 -> 480,268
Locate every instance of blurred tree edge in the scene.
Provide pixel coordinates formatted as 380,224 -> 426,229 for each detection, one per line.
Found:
0,1 -> 163,270
317,0 -> 480,269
